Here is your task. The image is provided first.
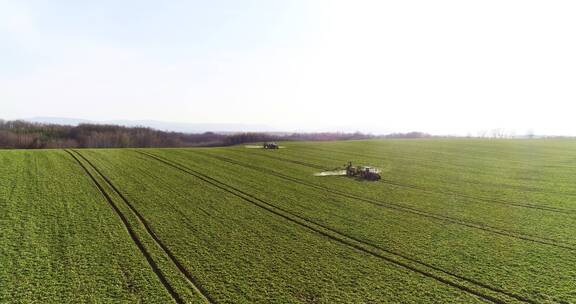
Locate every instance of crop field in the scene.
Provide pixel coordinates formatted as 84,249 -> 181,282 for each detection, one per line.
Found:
1,139 -> 576,303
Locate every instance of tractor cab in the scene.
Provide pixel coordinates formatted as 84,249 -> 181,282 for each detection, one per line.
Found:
360,166 -> 379,174
357,166 -> 381,181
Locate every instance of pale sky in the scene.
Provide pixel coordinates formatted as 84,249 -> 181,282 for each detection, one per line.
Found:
1,0 -> 575,135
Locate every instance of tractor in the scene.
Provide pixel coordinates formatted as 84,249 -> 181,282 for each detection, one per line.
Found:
345,162 -> 381,181
263,142 -> 279,149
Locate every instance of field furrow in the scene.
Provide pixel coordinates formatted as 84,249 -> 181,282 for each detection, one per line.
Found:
150,147 -> 576,303
243,149 -> 576,214
69,149 -> 214,303
4,139 -> 576,303
0,150 -> 175,303
192,150 -> 576,251
78,148 -> 494,303
138,150 -> 534,304
65,150 -> 187,304
212,146 -> 576,245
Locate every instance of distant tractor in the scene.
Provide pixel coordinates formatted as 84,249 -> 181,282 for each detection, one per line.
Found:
263,142 -> 279,149
345,162 -> 381,181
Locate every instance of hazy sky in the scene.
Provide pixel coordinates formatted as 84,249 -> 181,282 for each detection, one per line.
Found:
1,0 -> 575,135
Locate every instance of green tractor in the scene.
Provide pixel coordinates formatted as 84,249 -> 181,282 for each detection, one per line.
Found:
345,162 -> 381,181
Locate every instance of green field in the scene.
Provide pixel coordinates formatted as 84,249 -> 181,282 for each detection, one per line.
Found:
1,139 -> 576,303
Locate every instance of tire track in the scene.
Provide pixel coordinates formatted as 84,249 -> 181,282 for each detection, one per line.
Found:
305,145 -> 521,172
192,151 -> 576,252
243,149 -> 576,215
70,150 -> 216,304
252,152 -> 327,170
304,147 -> 576,213
64,150 -> 185,304
138,150 -> 535,304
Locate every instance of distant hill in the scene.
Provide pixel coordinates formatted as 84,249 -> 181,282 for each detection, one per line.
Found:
27,117 -> 93,126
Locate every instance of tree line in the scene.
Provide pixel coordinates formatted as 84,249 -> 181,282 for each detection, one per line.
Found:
0,120 -> 227,149
0,120 -> 426,149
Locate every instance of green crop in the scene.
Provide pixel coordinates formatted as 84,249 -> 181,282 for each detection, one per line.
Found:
0,150 -> 176,303
2,139 -> 576,303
